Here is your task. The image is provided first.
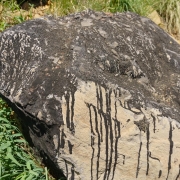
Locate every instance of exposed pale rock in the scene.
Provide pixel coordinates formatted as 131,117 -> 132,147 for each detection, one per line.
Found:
34,13 -> 42,19
148,10 -> 161,25
0,10 -> 180,180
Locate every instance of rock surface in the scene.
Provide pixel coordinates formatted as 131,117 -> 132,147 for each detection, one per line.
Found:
0,10 -> 180,180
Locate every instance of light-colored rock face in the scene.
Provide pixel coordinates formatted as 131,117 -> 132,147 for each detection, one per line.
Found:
54,79 -> 180,180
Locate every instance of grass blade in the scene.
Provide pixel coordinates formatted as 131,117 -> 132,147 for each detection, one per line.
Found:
6,152 -> 23,167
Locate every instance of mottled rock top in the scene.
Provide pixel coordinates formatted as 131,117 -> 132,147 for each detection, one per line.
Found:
0,10 -> 179,121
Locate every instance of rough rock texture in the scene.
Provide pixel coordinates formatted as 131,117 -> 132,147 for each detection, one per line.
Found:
0,10 -> 180,180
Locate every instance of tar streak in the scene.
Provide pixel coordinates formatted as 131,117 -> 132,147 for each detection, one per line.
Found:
166,121 -> 173,180
136,134 -> 142,178
146,123 -> 150,175
87,84 -> 121,180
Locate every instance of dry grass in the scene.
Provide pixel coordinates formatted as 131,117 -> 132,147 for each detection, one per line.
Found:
154,0 -> 180,37
49,0 -> 111,17
49,0 -> 156,17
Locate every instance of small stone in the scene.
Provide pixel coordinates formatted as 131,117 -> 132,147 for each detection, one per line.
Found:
34,13 -> 41,19
148,10 -> 161,25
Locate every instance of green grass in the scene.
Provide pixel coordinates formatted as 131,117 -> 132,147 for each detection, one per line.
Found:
50,0 -> 154,17
109,0 -> 155,16
49,0 -> 110,17
0,98 -> 54,180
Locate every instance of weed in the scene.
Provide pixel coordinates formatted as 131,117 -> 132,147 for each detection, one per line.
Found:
0,21 -> 8,32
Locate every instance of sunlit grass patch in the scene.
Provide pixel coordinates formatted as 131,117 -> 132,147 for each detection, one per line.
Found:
49,0 -> 111,17
109,0 -> 155,16
0,0 -> 33,32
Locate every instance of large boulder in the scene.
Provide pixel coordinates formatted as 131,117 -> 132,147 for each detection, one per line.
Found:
0,10 -> 180,180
